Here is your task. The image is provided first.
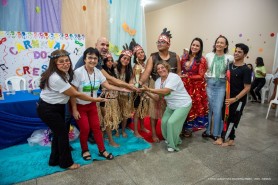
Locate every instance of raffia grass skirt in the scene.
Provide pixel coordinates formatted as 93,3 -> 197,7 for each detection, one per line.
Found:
118,92 -> 134,119
133,93 -> 150,119
98,91 -> 121,131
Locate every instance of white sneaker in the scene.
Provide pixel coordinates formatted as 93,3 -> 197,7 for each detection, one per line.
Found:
167,147 -> 175,152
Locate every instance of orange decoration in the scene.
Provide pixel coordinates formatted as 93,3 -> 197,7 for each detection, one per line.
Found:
83,5 -> 86,11
258,48 -> 263,53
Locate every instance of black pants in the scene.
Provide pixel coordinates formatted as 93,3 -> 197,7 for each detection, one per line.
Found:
250,78 -> 266,101
37,99 -> 73,168
222,100 -> 246,140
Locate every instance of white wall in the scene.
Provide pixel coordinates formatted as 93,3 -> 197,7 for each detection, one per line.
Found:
146,0 -> 278,73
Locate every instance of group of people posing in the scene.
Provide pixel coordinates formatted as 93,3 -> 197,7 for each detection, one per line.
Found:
37,28 -> 253,170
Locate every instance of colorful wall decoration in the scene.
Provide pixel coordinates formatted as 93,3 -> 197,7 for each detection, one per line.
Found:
0,31 -> 85,90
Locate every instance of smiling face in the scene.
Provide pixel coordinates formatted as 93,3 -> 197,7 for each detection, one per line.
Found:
84,53 -> 98,69
234,47 -> 246,61
156,63 -> 169,78
56,56 -> 71,73
120,55 -> 131,67
156,40 -> 170,52
95,37 -> 109,58
215,37 -> 227,53
136,49 -> 145,61
190,40 -> 201,55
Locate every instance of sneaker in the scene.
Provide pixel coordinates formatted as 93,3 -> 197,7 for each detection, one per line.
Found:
167,147 -> 175,152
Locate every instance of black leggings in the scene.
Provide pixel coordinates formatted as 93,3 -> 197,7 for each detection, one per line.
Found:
250,78 -> 266,101
37,99 -> 73,168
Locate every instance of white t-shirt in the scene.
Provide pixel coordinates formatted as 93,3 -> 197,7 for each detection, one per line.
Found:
40,72 -> 72,104
155,72 -> 192,110
72,66 -> 106,105
205,52 -> 234,78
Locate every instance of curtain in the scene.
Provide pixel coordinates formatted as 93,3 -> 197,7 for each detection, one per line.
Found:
109,0 -> 146,60
61,0 -> 109,48
25,0 -> 62,33
0,0 -> 28,31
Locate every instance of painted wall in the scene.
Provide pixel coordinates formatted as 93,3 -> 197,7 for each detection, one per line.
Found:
145,0 -> 278,73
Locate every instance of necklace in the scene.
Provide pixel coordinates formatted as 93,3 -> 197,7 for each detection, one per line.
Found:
231,64 -> 239,70
85,67 -> 95,97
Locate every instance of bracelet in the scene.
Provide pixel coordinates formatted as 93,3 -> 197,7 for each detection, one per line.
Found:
235,96 -> 239,101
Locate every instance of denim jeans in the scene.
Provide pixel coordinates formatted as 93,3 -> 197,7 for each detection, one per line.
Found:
206,78 -> 226,137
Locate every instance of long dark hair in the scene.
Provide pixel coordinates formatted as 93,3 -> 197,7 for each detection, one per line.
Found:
102,57 -> 117,78
116,54 -> 132,83
212,35 -> 229,54
39,49 -> 74,89
256,57 -> 264,67
186,37 -> 203,63
133,50 -> 146,64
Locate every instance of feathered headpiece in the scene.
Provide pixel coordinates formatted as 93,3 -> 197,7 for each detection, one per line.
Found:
130,38 -> 143,55
103,52 -> 113,60
121,43 -> 133,57
158,28 -> 172,44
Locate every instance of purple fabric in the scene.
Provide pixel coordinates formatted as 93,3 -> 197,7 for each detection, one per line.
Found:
25,0 -> 61,33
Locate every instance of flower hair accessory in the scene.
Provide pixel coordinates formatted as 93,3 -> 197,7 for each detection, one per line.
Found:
158,28 -> 172,44
103,52 -> 113,59
48,52 -> 70,59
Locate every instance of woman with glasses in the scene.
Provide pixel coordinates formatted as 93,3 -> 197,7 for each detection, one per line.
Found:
37,49 -> 107,170
71,47 -> 127,161
142,61 -> 192,152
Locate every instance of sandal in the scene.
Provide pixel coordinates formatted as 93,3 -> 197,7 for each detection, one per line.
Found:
99,150 -> 114,160
82,150 -> 91,161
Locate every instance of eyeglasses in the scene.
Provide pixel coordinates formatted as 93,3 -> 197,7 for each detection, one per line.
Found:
107,59 -> 113,62
56,59 -> 71,65
86,57 -> 98,61
156,41 -> 167,45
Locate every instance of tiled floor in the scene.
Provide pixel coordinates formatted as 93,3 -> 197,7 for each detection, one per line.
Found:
17,102 -> 278,185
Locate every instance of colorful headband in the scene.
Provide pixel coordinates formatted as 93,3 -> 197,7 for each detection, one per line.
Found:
132,45 -> 143,54
121,50 -> 133,57
48,52 -> 70,59
158,34 -> 170,44
103,53 -> 113,59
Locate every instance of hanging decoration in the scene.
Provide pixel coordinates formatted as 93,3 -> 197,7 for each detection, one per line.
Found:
122,22 -> 136,36
82,5 -> 86,11
35,6 -> 41,13
2,0 -> 7,6
109,42 -> 122,56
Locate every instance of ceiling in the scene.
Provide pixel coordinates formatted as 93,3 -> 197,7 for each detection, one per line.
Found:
144,0 -> 188,13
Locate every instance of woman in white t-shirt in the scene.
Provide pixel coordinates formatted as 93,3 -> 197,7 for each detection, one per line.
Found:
142,61 -> 192,152
37,49 -> 106,170
71,47 -> 128,161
